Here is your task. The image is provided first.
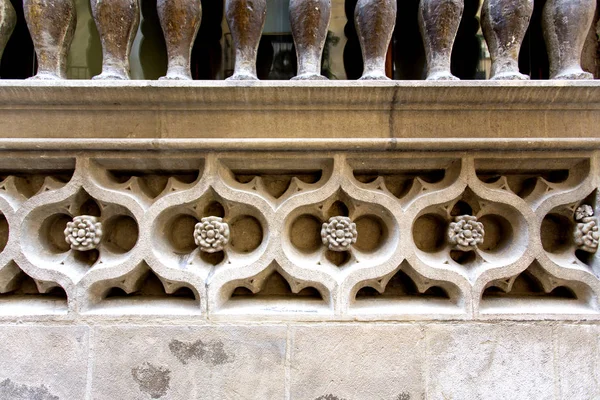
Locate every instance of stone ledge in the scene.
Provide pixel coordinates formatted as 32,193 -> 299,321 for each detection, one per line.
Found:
0,81 -> 598,139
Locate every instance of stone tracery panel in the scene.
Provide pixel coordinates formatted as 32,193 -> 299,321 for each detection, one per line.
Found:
0,151 -> 597,320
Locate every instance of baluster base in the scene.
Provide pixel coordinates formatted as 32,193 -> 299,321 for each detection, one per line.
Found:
552,68 -> 594,80
226,72 -> 259,81
291,73 -> 328,81
426,70 -> 459,81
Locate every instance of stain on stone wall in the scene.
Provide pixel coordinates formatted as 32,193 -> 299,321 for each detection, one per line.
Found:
169,338 -> 233,365
0,378 -> 59,400
131,362 -> 171,399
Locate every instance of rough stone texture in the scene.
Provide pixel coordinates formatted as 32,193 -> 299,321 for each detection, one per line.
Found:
91,326 -> 287,399
542,0 -> 596,80
556,324 -> 600,398
91,0 -> 140,80
0,0 -> 15,63
355,0 -> 396,80
290,0 -> 331,80
289,325 -> 426,400
0,323 -> 595,398
0,326 -> 89,399
24,0 -> 76,80
225,0 -> 267,80
481,0 -> 533,80
419,0 -> 464,80
427,324 -> 555,399
157,0 -> 202,80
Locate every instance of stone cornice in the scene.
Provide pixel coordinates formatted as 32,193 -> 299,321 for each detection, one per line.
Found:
0,81 -> 598,139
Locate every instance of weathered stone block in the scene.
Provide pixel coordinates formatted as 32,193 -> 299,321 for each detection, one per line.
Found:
289,324 -> 425,400
556,324 -> 600,399
91,325 -> 287,399
0,326 -> 89,400
426,323 -> 555,400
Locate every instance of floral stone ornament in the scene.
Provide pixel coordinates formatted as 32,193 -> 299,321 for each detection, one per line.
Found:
321,216 -> 358,252
574,205 -> 599,253
448,215 -> 485,252
194,216 -> 230,253
64,215 -> 103,251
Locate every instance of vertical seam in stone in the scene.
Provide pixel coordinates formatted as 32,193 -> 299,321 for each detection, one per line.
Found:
84,326 -> 96,400
552,324 -> 560,400
424,323 -> 430,399
388,84 -> 399,150
284,325 -> 292,400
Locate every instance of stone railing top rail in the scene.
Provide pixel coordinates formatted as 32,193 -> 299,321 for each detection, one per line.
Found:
0,80 -> 599,107
0,81 -> 598,140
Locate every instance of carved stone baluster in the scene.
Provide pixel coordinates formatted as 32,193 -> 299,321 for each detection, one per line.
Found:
481,0 -> 532,80
418,0 -> 464,80
542,0 -> 595,80
91,0 -> 140,80
290,0 -> 331,80
354,0 -> 396,80
225,0 -> 267,80
24,0 -> 76,80
0,0 -> 16,65
158,0 -> 202,80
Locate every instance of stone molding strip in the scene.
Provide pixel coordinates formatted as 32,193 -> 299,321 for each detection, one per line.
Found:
0,138 -> 600,151
0,81 -> 598,139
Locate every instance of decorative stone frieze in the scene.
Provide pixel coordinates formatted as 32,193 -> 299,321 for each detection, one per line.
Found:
64,216 -> 103,251
321,216 -> 357,251
194,217 -> 230,253
574,205 -> 598,253
447,215 -> 485,251
0,144 -> 596,319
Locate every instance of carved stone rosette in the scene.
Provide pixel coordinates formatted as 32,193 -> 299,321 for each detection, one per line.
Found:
290,0 -> 331,80
321,216 -> 357,252
194,217 -> 230,253
418,0 -> 464,80
24,0 -> 76,80
574,205 -> 599,253
448,215 -> 484,252
158,0 -> 202,80
354,0 -> 397,80
64,216 -> 103,251
91,0 -> 141,80
542,0 -> 595,80
0,0 -> 16,65
225,0 -> 267,80
481,0 -> 533,80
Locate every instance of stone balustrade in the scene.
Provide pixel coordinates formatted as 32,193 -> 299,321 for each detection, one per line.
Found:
0,141 -> 599,321
0,77 -> 598,323
0,0 -> 594,80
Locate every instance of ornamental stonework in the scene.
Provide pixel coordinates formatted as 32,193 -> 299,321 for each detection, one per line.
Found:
447,215 -> 485,252
194,216 -> 230,253
64,215 -> 103,251
574,205 -> 599,253
321,216 -> 357,252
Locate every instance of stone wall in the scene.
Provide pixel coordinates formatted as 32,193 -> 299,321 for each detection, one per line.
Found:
0,81 -> 599,399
